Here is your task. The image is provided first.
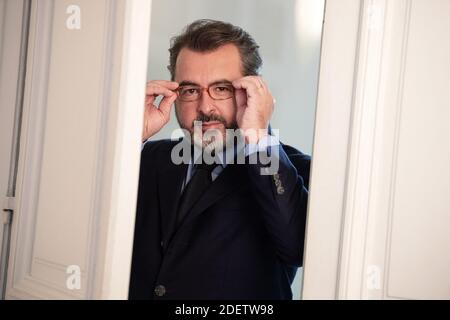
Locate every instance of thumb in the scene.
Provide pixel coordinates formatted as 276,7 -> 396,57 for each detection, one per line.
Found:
158,94 -> 177,118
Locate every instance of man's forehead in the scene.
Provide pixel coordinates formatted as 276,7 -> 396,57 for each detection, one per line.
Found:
174,44 -> 243,83
178,79 -> 233,87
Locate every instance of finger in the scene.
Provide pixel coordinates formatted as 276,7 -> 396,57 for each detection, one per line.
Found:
146,83 -> 176,96
234,88 -> 247,108
234,76 -> 266,91
150,80 -> 179,90
259,77 -> 268,90
158,93 -> 177,117
232,77 -> 264,98
146,83 -> 176,98
253,76 -> 268,92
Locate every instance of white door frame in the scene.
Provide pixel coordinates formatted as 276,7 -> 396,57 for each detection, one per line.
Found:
6,0 -> 152,299
302,0 -> 427,299
301,0 -> 363,299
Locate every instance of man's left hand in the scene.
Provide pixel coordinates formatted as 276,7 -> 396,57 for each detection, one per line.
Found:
233,76 -> 274,144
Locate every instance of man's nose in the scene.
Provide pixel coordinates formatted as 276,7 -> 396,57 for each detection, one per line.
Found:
197,89 -> 215,115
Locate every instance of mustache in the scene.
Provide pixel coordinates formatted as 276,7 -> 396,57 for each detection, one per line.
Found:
193,113 -> 227,126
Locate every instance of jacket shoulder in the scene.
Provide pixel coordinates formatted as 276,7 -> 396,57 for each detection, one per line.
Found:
140,138 -> 181,169
142,138 -> 179,154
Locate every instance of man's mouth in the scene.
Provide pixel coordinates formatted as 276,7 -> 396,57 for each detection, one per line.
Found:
201,121 -> 223,130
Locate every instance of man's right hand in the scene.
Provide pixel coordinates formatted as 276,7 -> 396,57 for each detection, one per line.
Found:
142,80 -> 179,142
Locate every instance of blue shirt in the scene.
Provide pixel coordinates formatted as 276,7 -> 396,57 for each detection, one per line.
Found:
182,135 -> 279,191
142,134 -> 280,192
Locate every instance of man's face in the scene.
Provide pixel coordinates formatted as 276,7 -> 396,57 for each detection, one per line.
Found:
174,44 -> 243,148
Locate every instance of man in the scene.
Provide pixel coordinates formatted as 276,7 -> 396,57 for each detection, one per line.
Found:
129,19 -> 310,300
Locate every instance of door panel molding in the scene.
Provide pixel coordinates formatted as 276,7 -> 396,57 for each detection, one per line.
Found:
6,0 -> 58,300
304,0 -> 450,300
337,0 -> 413,300
6,0 -> 152,299
0,0 -> 31,299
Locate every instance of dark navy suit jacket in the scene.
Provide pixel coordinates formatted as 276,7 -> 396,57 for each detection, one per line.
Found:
129,138 -> 310,300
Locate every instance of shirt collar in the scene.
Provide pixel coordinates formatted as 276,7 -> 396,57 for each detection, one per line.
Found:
189,142 -> 245,168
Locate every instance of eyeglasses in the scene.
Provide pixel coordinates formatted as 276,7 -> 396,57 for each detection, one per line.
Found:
176,83 -> 235,102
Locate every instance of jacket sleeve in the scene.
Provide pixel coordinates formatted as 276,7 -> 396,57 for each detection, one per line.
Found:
245,140 -> 310,267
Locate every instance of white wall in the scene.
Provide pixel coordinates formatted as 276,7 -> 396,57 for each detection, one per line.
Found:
146,0 -> 324,299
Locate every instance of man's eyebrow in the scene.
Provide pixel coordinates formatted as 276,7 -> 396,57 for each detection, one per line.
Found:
178,81 -> 199,87
178,79 -> 233,87
210,79 -> 233,86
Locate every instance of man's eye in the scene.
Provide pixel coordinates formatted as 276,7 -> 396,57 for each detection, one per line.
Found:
181,88 -> 199,96
214,86 -> 232,93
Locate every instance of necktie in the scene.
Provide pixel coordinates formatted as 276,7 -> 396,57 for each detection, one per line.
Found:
176,162 -> 217,225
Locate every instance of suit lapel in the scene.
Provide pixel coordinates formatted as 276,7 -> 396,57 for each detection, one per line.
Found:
158,143 -> 249,247
176,163 -> 249,229
158,157 -> 188,250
